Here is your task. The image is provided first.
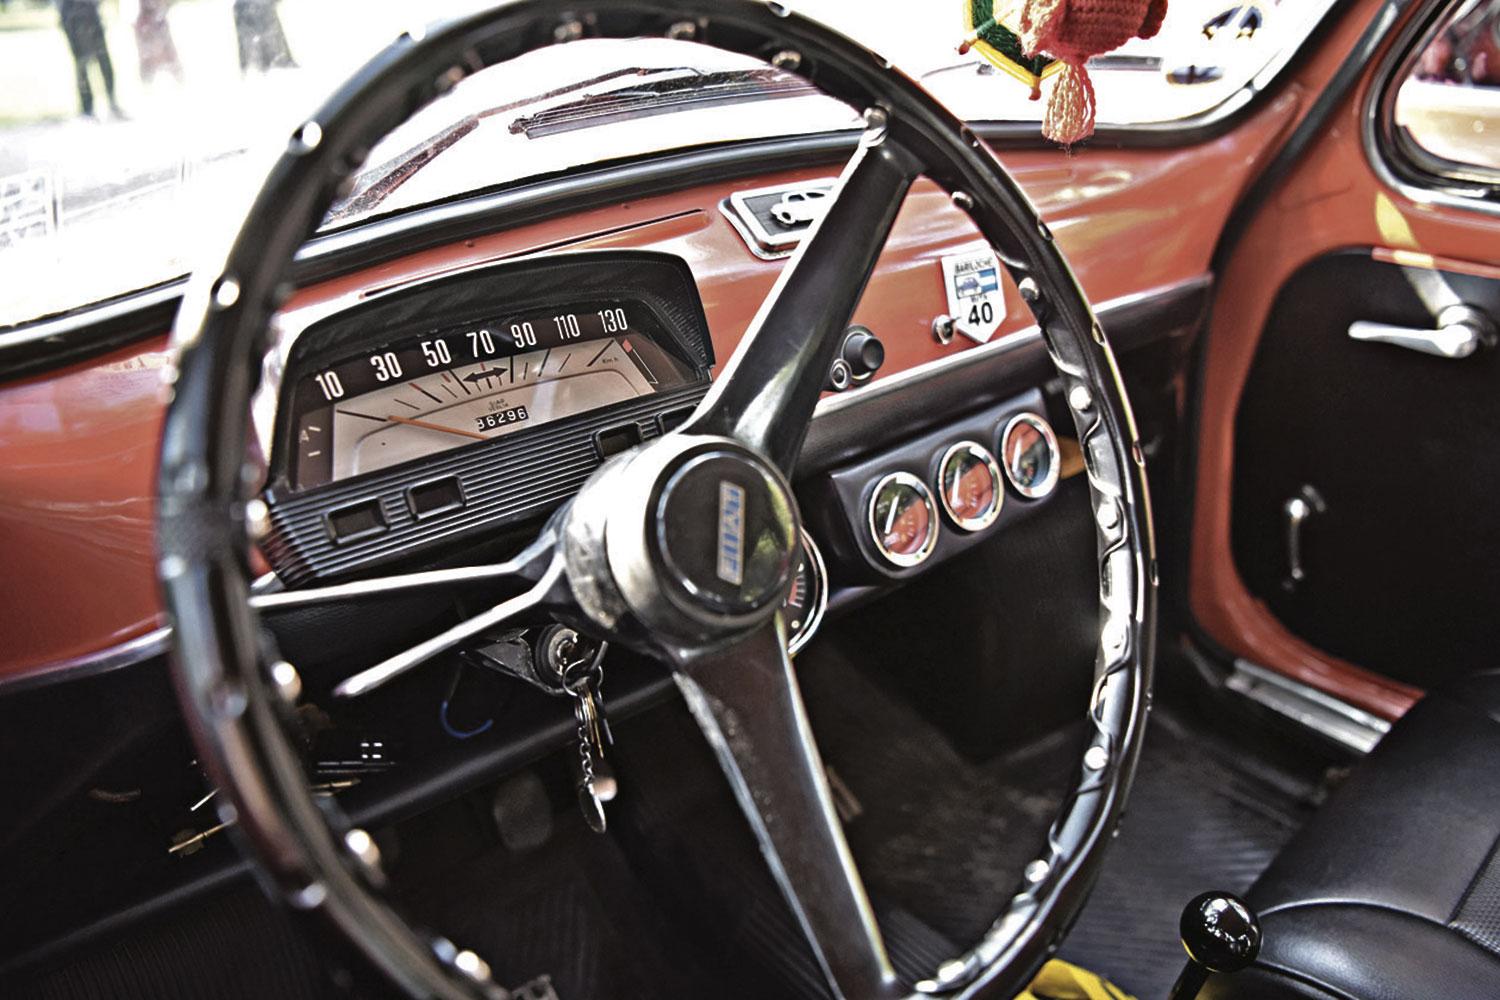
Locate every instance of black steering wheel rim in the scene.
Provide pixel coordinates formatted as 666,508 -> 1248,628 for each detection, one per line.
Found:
156,3 -> 1156,998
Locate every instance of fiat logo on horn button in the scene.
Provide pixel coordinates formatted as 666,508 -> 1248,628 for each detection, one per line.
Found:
653,449 -> 796,618
716,481 -> 747,587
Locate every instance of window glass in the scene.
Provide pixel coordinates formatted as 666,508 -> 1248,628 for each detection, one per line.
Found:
1392,0 -> 1500,173
1,0 -> 1341,327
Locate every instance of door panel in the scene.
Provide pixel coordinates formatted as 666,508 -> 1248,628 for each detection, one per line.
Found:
1188,0 -> 1500,718
1231,251 -> 1500,688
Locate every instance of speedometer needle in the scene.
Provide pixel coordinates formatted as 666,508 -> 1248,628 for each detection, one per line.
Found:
384,413 -> 487,441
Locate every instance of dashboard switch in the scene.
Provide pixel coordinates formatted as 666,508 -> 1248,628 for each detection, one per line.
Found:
406,477 -> 465,519
595,423 -> 644,458
327,499 -> 387,543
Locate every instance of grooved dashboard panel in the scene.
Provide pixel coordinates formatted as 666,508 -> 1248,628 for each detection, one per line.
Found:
263,383 -> 707,584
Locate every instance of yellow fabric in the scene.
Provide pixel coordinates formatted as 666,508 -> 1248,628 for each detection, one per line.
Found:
1014,959 -> 1137,1000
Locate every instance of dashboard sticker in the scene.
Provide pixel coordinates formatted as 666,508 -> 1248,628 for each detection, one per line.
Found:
941,248 -> 1004,343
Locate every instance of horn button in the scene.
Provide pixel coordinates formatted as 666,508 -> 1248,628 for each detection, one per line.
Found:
651,449 -> 797,620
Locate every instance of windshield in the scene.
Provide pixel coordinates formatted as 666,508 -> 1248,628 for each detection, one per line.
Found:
1,0 -> 1338,328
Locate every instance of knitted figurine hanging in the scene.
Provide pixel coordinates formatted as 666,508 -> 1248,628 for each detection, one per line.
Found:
1018,0 -> 1169,143
965,0 -> 1169,145
960,1 -> 1064,101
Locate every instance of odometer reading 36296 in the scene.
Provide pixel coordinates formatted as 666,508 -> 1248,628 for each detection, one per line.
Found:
287,301 -> 695,489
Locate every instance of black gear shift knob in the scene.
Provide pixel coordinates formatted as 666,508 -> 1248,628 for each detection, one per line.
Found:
1168,891 -> 1262,1000
1181,891 -> 1262,971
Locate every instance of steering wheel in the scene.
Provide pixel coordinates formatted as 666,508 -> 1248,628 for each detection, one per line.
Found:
156,3 -> 1155,997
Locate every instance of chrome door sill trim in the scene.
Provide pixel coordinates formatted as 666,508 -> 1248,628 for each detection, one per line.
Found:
1227,658 -> 1391,754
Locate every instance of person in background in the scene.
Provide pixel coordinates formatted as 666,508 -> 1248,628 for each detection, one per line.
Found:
232,0 -> 297,74
56,0 -> 126,119
131,0 -> 184,85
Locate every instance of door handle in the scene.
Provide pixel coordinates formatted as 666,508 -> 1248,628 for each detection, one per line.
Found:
1348,304 -> 1496,359
1282,485 -> 1326,592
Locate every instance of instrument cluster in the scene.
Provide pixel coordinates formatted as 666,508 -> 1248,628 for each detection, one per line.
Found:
260,251 -> 716,585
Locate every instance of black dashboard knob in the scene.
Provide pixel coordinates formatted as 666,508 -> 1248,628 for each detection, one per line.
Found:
841,326 -> 885,382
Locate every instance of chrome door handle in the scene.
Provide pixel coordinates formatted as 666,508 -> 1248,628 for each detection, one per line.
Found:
1282,485 -> 1325,592
1348,304 -> 1496,359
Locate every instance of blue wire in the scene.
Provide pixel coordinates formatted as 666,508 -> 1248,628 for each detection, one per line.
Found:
439,699 -> 493,740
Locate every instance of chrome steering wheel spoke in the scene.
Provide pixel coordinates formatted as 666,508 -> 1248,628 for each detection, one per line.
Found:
251,529 -> 558,613
676,622 -> 902,1000
332,553 -> 565,699
682,120 -> 921,474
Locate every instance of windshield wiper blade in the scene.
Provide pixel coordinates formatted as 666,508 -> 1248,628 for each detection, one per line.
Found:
508,68 -> 818,138
326,67 -> 696,223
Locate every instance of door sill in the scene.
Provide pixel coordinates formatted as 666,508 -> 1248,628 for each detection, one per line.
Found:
1226,659 -> 1391,754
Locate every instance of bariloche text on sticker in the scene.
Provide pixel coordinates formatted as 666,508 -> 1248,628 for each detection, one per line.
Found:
941,248 -> 1005,343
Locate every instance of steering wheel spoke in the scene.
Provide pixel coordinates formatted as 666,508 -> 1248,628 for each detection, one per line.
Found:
331,531 -> 565,698
682,122 -> 921,473
675,622 -> 901,1000
251,529 -> 558,613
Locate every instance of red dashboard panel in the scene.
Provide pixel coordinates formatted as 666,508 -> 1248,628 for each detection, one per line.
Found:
0,101 -> 1293,685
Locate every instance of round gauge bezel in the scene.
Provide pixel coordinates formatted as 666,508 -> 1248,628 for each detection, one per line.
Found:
785,528 -> 829,657
867,471 -> 940,568
1000,412 -> 1061,499
936,440 -> 1004,532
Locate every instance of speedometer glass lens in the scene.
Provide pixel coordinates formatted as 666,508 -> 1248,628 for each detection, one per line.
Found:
287,301 -> 694,490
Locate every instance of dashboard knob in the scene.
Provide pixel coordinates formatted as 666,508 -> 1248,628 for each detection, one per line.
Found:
841,326 -> 885,382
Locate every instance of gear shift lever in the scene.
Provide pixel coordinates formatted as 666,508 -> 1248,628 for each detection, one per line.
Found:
1168,891 -> 1262,1000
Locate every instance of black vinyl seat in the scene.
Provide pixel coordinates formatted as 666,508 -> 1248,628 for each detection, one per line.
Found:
1204,671 -> 1500,999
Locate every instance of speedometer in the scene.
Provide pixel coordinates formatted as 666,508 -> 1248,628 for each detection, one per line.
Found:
261,251 -> 716,586
287,301 -> 695,490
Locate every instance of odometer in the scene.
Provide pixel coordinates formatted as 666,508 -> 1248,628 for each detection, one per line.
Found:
287,300 -> 695,490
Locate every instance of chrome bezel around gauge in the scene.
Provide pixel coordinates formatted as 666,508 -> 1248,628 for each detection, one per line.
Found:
936,440 -> 1004,532
867,471 -> 940,569
785,528 -> 828,657
1000,412 -> 1061,499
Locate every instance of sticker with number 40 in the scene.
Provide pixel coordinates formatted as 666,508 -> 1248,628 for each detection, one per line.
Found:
941,248 -> 1005,343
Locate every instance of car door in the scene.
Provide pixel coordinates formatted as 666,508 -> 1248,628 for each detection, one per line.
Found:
1189,0 -> 1500,726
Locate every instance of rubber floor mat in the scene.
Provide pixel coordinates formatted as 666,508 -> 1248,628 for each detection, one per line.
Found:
1057,711 -> 1315,998
797,646 -> 1084,948
797,646 -> 1320,998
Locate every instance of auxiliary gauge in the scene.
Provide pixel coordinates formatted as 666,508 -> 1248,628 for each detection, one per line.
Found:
782,529 -> 828,656
937,441 -> 1003,531
1001,412 -> 1061,499
868,472 -> 940,568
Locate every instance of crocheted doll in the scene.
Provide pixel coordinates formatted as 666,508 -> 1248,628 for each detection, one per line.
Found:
1017,0 -> 1169,144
